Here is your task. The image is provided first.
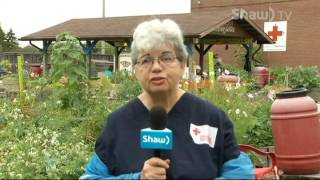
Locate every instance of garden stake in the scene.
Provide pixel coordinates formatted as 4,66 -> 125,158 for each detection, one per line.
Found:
17,55 -> 25,101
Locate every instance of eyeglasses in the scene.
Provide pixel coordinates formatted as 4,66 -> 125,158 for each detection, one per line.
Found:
136,53 -> 177,67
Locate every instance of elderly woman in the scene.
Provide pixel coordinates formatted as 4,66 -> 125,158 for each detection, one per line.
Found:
81,19 -> 253,179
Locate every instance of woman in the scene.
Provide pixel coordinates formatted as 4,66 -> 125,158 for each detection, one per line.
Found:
81,19 -> 253,179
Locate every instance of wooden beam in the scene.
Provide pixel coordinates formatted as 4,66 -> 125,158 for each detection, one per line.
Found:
203,44 -> 213,55
199,37 -> 253,45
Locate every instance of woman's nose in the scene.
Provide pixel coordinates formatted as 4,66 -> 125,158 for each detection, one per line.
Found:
151,59 -> 162,72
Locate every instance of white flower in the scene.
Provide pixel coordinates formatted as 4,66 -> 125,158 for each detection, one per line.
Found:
247,93 -> 254,99
30,72 -> 35,78
43,129 -> 48,136
225,84 -> 232,92
36,85 -> 40,89
242,111 -> 248,117
226,99 -> 230,103
235,82 -> 241,89
267,90 -> 275,101
235,109 -> 240,114
224,69 -> 230,75
9,172 -> 15,177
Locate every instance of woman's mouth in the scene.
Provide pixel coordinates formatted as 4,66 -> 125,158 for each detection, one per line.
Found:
151,77 -> 165,85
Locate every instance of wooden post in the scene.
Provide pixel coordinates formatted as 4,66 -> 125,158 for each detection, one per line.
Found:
186,44 -> 194,80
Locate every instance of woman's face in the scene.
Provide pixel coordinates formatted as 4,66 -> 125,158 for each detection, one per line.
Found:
134,43 -> 185,95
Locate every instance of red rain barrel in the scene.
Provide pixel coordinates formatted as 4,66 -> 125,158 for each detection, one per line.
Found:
271,89 -> 320,174
217,74 -> 240,84
254,66 -> 269,88
31,66 -> 43,76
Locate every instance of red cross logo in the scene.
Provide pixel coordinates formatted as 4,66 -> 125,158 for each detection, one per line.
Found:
268,25 -> 283,42
193,128 -> 201,136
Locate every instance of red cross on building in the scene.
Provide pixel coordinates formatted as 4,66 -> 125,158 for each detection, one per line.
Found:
268,25 -> 283,42
193,128 -> 201,136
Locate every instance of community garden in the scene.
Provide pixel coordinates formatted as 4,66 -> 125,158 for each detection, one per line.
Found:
0,34 -> 320,179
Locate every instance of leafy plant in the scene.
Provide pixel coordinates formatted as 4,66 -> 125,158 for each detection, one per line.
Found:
270,66 -> 320,90
198,83 -> 259,143
234,43 -> 264,67
111,71 -> 141,101
49,32 -> 88,111
0,60 -> 11,69
289,66 -> 320,89
244,102 -> 273,147
0,77 -> 119,179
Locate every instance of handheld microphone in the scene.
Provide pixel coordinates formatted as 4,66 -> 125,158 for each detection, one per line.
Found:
140,106 -> 173,158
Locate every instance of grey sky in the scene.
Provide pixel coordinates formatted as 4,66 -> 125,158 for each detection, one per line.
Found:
0,0 -> 190,47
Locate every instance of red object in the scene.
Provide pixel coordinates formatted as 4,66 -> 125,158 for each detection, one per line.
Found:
254,66 -> 269,88
188,80 -> 196,91
268,25 -> 283,41
31,66 -> 43,76
271,89 -> 320,174
217,74 -> 240,84
240,144 -> 279,179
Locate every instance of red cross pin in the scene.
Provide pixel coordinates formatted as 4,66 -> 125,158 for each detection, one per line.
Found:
193,128 -> 201,136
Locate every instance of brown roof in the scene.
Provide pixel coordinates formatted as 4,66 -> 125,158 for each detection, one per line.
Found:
20,9 -> 273,44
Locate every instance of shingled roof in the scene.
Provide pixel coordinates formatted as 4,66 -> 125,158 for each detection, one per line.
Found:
20,9 -> 273,44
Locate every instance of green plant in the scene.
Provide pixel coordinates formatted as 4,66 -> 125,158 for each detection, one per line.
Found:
0,60 -> 12,78
0,60 -> 11,69
270,66 -> 320,90
0,123 -> 93,179
223,64 -> 255,84
289,66 -> 320,89
234,43 -> 264,67
111,71 -> 141,101
50,32 -> 88,111
198,83 -> 259,143
244,102 -> 273,147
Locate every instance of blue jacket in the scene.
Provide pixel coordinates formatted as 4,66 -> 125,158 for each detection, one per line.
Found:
81,93 -> 254,179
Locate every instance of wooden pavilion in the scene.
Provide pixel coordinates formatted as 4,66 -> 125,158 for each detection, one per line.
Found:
20,9 -> 273,77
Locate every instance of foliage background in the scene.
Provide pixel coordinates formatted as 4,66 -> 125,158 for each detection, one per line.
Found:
2,33 -> 319,178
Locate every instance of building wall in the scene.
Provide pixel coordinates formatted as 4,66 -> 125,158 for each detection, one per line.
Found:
192,0 -> 320,68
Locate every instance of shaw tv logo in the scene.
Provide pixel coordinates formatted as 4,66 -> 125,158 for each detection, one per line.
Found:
140,128 -> 173,150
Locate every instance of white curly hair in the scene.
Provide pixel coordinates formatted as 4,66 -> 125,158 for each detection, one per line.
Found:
131,18 -> 188,65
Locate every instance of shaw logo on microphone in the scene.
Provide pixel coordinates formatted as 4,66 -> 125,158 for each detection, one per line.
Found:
140,128 -> 173,150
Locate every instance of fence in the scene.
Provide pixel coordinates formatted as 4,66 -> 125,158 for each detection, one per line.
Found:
0,52 -> 114,76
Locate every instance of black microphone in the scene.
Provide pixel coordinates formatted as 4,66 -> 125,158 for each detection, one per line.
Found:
149,106 -> 167,158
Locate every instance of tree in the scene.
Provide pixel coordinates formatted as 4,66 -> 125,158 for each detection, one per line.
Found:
0,26 -> 5,51
3,29 -> 19,51
22,45 -> 40,52
93,41 -> 115,55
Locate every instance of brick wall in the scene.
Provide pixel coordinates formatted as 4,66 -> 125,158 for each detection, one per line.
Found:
192,0 -> 320,68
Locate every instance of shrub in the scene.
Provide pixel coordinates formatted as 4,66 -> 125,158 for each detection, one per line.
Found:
111,71 -> 141,101
244,102 -> 273,147
270,66 -> 320,90
198,83 -> 259,143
